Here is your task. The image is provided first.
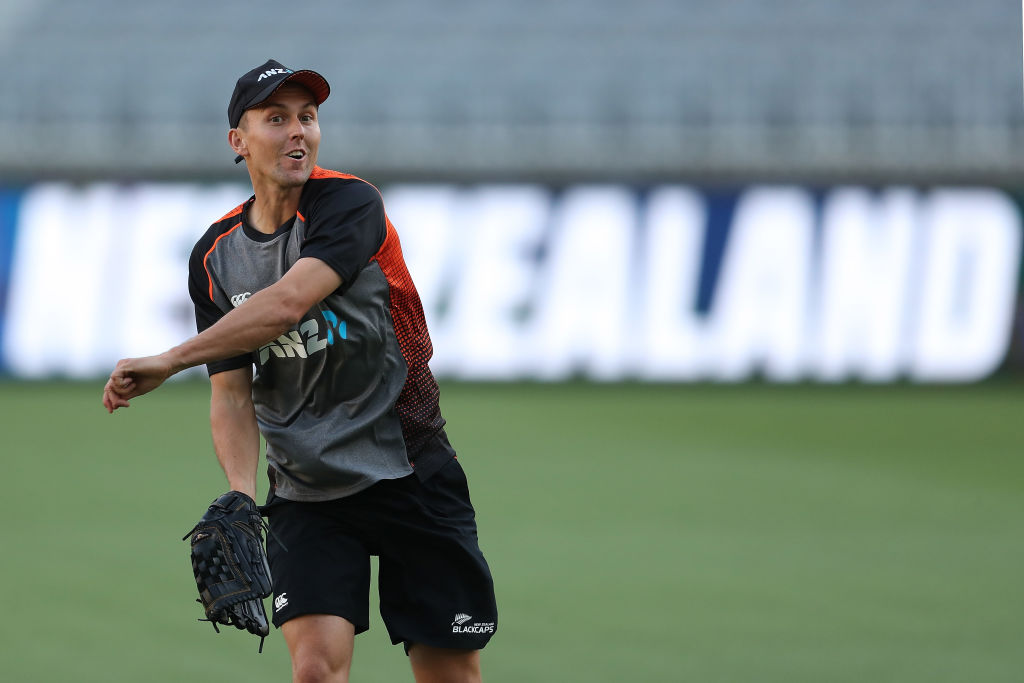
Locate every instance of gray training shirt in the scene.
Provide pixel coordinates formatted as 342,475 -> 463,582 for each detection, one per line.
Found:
188,168 -> 449,502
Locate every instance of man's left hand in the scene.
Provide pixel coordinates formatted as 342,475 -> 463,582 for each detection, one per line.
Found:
102,354 -> 174,413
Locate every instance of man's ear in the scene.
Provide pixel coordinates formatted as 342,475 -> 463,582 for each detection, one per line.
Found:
228,128 -> 248,159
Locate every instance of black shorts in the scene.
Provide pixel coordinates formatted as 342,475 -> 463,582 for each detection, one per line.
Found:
263,457 -> 498,651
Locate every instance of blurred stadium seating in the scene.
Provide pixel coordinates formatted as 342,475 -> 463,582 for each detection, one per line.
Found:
2,8 -> 1023,680
1,1 -> 1022,382
0,0 -> 1019,182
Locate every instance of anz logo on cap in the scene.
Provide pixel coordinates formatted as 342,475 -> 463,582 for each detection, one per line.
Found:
257,68 -> 293,81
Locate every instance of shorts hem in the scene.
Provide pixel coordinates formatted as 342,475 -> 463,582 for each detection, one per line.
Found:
399,636 -> 495,656
272,608 -> 370,635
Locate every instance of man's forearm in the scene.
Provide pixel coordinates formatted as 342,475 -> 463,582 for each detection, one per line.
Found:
167,287 -> 300,374
210,390 -> 261,499
102,258 -> 340,415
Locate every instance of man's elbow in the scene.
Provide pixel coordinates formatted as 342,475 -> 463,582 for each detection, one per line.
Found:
253,277 -> 324,331
270,289 -> 314,329
265,305 -> 302,333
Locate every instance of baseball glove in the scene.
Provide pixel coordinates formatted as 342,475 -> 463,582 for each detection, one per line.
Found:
183,491 -> 273,651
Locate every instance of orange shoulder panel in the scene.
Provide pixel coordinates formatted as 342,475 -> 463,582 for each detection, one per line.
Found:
310,167 -> 387,206
310,166 -> 361,181
216,203 -> 245,223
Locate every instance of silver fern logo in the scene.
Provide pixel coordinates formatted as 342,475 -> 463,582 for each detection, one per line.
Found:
452,612 -> 495,634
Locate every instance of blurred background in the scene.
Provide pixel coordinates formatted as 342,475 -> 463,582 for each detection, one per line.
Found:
1,1 -> 1021,682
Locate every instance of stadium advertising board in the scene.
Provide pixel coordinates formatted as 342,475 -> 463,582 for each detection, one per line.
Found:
0,183 -> 1020,382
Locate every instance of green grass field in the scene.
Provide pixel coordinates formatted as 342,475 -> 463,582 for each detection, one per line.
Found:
1,380 -> 1021,682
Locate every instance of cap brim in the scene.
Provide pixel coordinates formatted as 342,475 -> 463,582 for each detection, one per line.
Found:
239,70 -> 331,121
281,70 -> 330,105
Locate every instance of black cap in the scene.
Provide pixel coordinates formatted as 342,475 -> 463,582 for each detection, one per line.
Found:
228,59 -> 330,163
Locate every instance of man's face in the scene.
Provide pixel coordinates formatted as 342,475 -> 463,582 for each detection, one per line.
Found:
235,84 -> 321,188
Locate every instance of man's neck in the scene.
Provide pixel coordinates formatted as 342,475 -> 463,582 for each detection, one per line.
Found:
248,182 -> 303,234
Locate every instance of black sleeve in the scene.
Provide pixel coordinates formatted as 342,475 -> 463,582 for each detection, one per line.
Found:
299,180 -> 387,292
187,238 -> 254,376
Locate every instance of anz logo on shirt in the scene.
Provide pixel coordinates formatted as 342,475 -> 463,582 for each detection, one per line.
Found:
258,310 -> 346,365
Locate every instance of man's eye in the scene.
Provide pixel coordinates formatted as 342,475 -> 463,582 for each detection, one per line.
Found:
269,115 -> 283,123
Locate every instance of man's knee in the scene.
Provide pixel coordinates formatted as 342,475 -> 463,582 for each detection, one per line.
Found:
408,645 -> 481,683
292,655 -> 348,683
282,615 -> 355,683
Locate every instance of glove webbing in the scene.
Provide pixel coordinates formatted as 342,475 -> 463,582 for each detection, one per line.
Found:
195,599 -> 267,653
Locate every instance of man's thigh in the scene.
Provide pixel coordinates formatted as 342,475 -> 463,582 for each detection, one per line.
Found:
372,460 -> 498,652
266,498 -> 372,632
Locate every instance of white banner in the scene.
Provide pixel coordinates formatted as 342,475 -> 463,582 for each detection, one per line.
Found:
3,183 -> 1020,382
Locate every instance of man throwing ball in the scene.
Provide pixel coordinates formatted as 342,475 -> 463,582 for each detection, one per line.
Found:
103,59 -> 497,683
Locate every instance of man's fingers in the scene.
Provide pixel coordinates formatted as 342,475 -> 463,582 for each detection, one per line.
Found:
106,374 -> 135,397
103,358 -> 139,412
110,397 -> 131,410
102,378 -> 133,412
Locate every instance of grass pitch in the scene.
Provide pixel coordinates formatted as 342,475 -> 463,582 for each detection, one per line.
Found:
1,380 -> 1020,682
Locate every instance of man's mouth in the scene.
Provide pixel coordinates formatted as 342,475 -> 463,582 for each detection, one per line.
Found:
286,150 -> 306,160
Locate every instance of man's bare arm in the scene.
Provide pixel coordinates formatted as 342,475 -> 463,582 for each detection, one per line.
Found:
209,366 -> 261,498
102,257 -> 342,412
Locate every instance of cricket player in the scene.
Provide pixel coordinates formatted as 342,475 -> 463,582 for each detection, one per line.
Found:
103,59 -> 497,683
